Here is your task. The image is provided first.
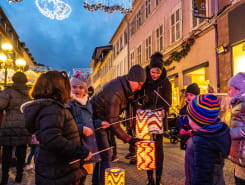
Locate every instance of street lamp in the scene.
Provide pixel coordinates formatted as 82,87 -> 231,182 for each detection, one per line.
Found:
15,58 -> 26,71
1,42 -> 14,87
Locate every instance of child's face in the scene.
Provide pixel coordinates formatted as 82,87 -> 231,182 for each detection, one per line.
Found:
186,93 -> 196,103
228,85 -> 240,97
71,85 -> 86,98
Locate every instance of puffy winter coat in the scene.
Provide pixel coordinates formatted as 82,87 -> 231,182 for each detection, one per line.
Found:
91,75 -> 133,143
185,122 -> 231,185
0,84 -> 31,145
22,99 -> 89,185
229,91 -> 245,180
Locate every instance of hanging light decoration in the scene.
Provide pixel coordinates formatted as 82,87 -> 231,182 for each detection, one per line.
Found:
136,141 -> 156,170
105,167 -> 125,185
7,0 -> 23,2
83,0 -> 133,14
35,0 -> 72,20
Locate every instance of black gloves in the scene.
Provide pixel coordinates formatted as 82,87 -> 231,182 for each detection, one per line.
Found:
129,137 -> 142,146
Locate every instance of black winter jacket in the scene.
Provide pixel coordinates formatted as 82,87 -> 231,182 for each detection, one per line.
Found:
22,99 -> 89,185
91,75 -> 133,143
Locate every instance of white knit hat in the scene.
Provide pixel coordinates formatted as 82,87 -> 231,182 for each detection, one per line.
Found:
229,72 -> 245,90
70,71 -> 88,89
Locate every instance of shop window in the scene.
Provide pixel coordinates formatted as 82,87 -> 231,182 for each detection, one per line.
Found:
183,67 -> 209,94
169,76 -> 179,114
232,42 -> 245,75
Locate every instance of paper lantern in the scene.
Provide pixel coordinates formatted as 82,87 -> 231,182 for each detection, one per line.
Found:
147,110 -> 163,134
136,109 -> 151,140
105,167 -> 125,185
136,141 -> 156,170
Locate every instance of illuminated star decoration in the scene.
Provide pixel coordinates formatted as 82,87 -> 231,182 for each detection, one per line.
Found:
35,0 -> 72,20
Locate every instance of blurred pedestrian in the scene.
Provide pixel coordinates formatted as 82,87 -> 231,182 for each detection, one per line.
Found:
185,94 -> 231,185
0,72 -> 31,184
68,71 -> 109,185
177,83 -> 200,150
228,72 -> 245,184
138,52 -> 172,185
91,64 -> 145,185
21,71 -> 92,185
25,133 -> 39,170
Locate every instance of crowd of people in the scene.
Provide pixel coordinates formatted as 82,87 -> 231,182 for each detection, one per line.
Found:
0,52 -> 244,185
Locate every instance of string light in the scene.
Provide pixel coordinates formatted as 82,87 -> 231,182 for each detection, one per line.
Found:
35,0 -> 72,20
83,0 -> 133,14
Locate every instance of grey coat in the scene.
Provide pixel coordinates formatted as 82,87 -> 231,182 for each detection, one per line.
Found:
0,83 -> 31,145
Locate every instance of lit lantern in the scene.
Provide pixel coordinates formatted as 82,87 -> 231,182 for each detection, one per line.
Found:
147,110 -> 163,134
105,167 -> 125,185
136,109 -> 151,140
136,141 -> 156,170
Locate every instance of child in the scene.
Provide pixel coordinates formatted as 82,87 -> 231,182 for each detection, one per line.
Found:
68,71 -> 110,185
25,134 -> 39,170
185,94 -> 231,185
22,71 -> 92,185
177,83 -> 200,150
228,72 -> 245,184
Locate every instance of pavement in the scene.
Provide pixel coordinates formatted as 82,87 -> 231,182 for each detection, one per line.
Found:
1,137 -> 235,185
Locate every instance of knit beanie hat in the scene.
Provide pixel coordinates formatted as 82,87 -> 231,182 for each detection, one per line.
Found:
12,72 -> 28,84
149,52 -> 163,70
187,94 -> 220,126
186,83 -> 200,95
228,72 -> 245,90
128,64 -> 146,82
70,71 -> 88,89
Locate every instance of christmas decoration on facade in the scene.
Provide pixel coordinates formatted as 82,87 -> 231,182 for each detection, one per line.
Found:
136,141 -> 156,170
164,37 -> 195,66
105,167 -> 125,185
83,0 -> 133,14
35,0 -> 72,20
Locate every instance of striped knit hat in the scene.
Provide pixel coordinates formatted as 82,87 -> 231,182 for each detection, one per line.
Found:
187,94 -> 220,126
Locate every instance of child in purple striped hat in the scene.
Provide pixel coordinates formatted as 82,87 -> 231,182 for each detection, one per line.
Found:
185,94 -> 231,185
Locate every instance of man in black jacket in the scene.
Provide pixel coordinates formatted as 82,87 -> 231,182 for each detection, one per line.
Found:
91,64 -> 146,185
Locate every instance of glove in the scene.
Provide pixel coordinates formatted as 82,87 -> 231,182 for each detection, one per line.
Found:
129,137 -> 142,146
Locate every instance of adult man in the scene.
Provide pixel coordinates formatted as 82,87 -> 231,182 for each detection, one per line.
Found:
91,64 -> 146,185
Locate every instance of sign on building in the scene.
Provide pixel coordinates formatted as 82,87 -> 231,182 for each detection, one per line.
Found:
193,0 -> 207,18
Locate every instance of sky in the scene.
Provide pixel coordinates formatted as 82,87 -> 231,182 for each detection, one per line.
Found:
0,0 -> 123,74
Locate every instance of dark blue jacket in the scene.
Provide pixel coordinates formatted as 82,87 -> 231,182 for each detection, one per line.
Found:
68,99 -> 101,163
185,122 -> 231,185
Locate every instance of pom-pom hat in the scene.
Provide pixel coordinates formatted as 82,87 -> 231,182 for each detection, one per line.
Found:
187,94 -> 220,126
70,71 -> 88,89
228,72 -> 245,90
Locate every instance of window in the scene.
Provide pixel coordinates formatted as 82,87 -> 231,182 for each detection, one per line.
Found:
130,51 -> 135,67
119,36 -> 123,51
156,0 -> 161,6
137,45 -> 142,64
171,8 -> 182,43
146,35 -> 152,60
156,24 -> 163,51
136,9 -> 142,29
130,17 -> 136,37
192,16 -> 204,28
124,31 -> 128,44
146,0 -> 151,18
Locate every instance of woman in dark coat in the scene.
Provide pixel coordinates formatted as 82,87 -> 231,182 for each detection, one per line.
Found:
140,52 -> 172,185
0,72 -> 31,185
21,71 -> 92,185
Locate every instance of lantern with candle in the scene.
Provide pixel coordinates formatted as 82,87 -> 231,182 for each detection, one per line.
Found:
105,167 -> 125,185
147,110 -> 163,134
136,109 -> 151,140
136,141 -> 156,170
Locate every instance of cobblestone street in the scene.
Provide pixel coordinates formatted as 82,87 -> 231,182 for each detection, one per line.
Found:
3,137 -> 235,185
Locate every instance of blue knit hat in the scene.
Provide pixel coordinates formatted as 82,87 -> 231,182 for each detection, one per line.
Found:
187,94 -> 220,126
